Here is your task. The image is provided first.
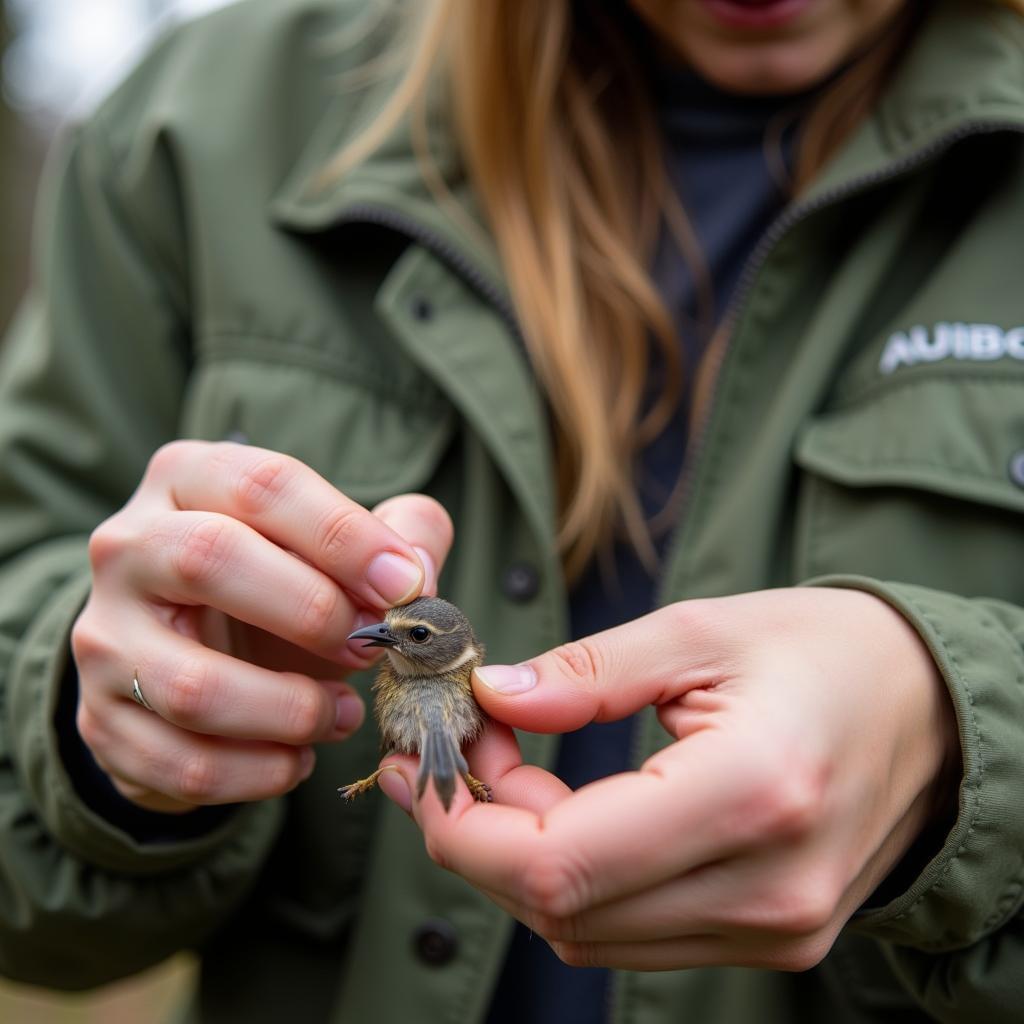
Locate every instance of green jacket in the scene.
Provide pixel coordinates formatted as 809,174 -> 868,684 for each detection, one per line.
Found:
2,1 -> 1024,1020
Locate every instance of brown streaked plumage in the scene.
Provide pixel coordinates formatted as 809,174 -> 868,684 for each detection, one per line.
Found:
338,596 -> 491,812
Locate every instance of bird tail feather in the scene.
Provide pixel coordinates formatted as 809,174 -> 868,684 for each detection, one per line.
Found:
417,723 -> 469,812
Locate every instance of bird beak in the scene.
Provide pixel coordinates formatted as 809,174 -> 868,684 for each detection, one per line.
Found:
348,621 -> 399,648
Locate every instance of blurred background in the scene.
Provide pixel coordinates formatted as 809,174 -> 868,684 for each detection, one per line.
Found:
1,0 -> 233,332
1,2 -> 233,1018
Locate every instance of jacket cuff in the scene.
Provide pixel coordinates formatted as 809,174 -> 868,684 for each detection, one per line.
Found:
806,574 -> 1024,951
6,556 -> 281,876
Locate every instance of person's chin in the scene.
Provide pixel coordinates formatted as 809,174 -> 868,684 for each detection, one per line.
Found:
685,42 -> 847,95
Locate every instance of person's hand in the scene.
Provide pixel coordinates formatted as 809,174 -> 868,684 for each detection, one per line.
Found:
378,587 -> 959,971
71,440 -> 453,813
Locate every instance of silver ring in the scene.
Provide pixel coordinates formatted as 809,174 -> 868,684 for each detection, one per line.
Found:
131,673 -> 155,712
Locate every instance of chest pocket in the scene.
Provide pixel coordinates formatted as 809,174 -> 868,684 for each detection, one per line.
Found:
180,346 -> 456,506
793,374 -> 1024,602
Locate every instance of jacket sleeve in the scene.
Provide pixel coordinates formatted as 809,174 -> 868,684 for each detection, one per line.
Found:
814,575 -> 1024,1023
0,113 -> 283,990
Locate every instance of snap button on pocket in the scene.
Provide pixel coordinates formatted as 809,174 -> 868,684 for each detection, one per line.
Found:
411,296 -> 434,322
1009,450 -> 1024,488
412,918 -> 458,965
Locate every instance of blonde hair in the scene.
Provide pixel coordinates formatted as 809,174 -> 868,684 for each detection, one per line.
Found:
326,1 -> 1015,578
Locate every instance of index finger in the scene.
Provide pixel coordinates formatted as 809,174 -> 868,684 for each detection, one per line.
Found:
148,441 -> 426,609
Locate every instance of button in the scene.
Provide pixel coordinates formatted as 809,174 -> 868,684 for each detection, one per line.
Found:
412,918 -> 458,966
1010,450 -> 1024,488
411,296 -> 434,322
502,562 -> 540,603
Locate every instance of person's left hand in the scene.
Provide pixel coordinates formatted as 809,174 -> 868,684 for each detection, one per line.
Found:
377,587 -> 960,971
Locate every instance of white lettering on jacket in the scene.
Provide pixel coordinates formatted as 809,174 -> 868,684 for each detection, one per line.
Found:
879,323 -> 1024,374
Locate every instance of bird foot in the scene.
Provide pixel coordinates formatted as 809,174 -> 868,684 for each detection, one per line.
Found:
337,768 -> 385,803
465,772 -> 492,803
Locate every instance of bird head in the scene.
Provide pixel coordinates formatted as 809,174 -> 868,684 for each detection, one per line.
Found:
348,596 -> 481,676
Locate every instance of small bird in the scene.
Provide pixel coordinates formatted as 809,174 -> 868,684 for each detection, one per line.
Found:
338,596 -> 492,812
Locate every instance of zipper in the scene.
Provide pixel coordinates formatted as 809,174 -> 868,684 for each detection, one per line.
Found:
338,201 -> 523,341
652,116 -> 1024,613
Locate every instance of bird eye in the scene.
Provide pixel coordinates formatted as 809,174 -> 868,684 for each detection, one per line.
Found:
409,626 -> 430,643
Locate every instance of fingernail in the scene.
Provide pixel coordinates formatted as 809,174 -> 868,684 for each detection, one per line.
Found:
367,552 -> 423,605
475,664 -> 537,695
378,767 -> 412,813
414,546 -> 437,594
336,694 -> 364,733
300,747 -> 316,778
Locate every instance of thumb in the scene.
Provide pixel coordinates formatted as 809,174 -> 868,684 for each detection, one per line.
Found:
472,604 -> 711,733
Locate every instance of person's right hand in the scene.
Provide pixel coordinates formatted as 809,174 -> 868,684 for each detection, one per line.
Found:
70,440 -> 453,814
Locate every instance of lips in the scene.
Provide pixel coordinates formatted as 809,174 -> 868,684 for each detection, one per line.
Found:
698,0 -> 814,30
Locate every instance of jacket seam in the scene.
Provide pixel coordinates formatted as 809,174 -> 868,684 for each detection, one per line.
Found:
892,593 -> 982,938
798,444 -> 826,580
832,368 -> 1024,411
972,613 -> 1024,935
197,330 -> 449,412
86,114 -> 192,325
802,452 -> 1023,488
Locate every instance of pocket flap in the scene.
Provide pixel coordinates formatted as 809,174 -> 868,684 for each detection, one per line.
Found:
794,377 -> 1024,514
183,357 -> 456,507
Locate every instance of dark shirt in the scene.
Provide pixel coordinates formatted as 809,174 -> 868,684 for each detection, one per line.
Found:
485,60 -> 805,1024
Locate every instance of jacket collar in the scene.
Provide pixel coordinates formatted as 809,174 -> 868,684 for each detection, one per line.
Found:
806,0 -> 1024,201
272,0 -> 1024,253
269,65 -> 508,303
269,40 -> 556,551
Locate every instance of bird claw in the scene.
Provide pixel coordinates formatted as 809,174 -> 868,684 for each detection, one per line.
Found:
465,774 -> 492,803
337,769 -> 384,803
